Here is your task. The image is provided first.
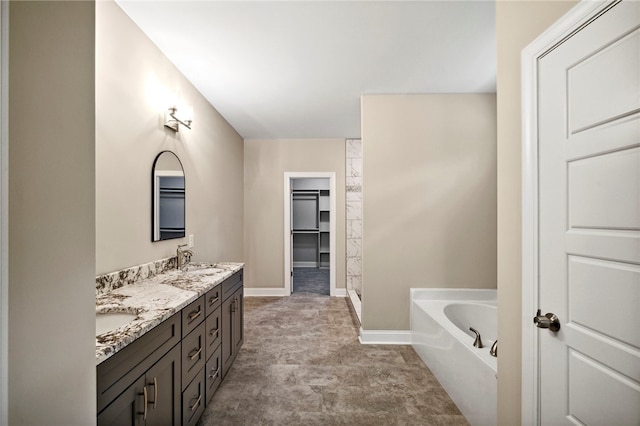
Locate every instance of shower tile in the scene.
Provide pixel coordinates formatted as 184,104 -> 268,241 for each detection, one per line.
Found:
346,186 -> 362,201
346,201 -> 362,220
346,257 -> 362,276
348,158 -> 363,177
346,139 -> 362,159
346,176 -> 362,187
347,219 -> 362,239
347,275 -> 362,294
346,238 -> 362,258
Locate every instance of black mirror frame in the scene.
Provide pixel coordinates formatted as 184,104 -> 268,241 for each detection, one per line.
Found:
151,150 -> 186,242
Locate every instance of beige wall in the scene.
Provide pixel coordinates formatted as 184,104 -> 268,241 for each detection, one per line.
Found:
8,1 -> 96,423
244,139 -> 345,290
96,1 -> 244,275
496,2 -> 577,425
361,94 -> 497,330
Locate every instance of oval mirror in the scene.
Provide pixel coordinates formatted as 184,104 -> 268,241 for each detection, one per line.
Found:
152,151 -> 185,241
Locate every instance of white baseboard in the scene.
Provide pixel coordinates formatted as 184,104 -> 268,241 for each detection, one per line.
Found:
332,288 -> 347,297
243,288 -> 288,297
359,328 -> 412,345
244,287 -> 347,297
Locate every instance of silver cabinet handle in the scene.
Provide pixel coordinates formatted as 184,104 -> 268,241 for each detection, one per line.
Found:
149,377 -> 158,409
188,309 -> 202,322
209,327 -> 219,338
190,395 -> 202,412
139,386 -> 148,420
208,367 -> 220,380
208,295 -> 219,306
188,347 -> 202,361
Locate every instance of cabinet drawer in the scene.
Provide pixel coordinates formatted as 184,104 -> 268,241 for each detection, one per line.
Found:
204,284 -> 221,317
182,295 -> 205,337
205,305 -> 221,360
97,312 -> 181,414
205,345 -> 222,406
181,321 -> 205,390
222,270 -> 243,301
182,370 -> 205,426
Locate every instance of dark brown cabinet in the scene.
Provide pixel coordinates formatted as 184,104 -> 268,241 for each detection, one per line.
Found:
221,276 -> 243,379
97,268 -> 242,426
98,344 -> 181,426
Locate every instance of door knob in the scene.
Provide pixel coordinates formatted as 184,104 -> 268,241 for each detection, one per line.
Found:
533,309 -> 560,332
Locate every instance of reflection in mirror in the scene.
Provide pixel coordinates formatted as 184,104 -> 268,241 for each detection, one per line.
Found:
152,151 -> 185,241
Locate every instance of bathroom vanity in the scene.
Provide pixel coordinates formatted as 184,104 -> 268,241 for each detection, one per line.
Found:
95,261 -> 243,426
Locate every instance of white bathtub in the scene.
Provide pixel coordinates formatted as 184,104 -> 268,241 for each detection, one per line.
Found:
410,288 -> 497,426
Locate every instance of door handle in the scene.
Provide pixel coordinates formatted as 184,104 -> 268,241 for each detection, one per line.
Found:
533,309 -> 560,332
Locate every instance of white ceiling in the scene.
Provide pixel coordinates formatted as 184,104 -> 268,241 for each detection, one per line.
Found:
116,1 -> 496,140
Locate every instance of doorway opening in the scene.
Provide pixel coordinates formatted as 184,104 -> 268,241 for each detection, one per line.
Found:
284,172 -> 336,296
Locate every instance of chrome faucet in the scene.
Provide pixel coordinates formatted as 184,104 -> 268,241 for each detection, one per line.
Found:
177,244 -> 193,269
469,327 -> 483,348
490,340 -> 498,357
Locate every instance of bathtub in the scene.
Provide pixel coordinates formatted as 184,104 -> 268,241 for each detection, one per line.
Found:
410,288 -> 497,426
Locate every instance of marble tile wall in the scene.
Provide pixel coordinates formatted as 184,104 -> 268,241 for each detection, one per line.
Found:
346,139 -> 362,296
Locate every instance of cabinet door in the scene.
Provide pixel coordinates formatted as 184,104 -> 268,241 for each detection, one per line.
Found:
97,376 -> 145,426
232,288 -> 244,356
222,287 -> 244,379
145,345 -> 181,426
221,294 -> 234,379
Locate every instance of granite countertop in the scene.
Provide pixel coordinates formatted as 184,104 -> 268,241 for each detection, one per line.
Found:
95,262 -> 243,365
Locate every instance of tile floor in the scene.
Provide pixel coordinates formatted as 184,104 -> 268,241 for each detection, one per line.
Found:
198,293 -> 469,426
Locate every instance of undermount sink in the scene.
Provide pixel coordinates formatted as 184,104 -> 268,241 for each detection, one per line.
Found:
96,312 -> 137,336
185,267 -> 223,276
181,263 -> 223,275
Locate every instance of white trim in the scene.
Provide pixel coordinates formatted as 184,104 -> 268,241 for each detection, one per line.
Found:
333,288 -> 347,297
347,289 -> 362,323
284,172 -> 337,297
243,288 -> 289,297
243,287 -> 346,298
358,329 -> 412,345
292,261 -> 317,268
521,2 -> 612,424
0,1 -> 8,423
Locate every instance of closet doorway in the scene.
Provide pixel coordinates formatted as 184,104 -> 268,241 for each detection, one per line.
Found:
284,172 -> 336,296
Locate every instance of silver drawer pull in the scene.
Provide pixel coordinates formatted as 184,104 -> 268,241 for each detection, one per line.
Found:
150,377 -> 158,409
209,327 -> 219,338
188,347 -> 202,361
139,386 -> 148,420
208,367 -> 220,380
208,295 -> 219,305
188,309 -> 202,322
190,395 -> 202,412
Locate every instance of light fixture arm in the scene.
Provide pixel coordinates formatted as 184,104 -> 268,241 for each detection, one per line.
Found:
165,107 -> 192,132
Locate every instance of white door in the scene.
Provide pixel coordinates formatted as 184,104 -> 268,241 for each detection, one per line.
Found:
537,1 -> 640,424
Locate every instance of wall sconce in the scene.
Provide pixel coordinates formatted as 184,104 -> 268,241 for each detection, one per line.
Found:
164,106 -> 193,132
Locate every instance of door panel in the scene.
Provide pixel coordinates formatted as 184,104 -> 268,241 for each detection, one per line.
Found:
568,148 -> 640,229
568,29 -> 640,133
145,345 -> 180,426
569,350 -> 640,426
568,256 -> 640,348
537,1 -> 640,424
